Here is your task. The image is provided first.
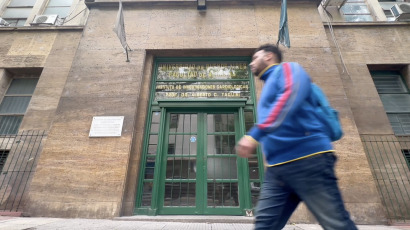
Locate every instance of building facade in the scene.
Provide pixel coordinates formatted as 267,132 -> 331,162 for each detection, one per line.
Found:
0,0 -> 409,225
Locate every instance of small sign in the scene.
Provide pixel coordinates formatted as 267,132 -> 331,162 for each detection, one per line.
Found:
89,116 -> 124,137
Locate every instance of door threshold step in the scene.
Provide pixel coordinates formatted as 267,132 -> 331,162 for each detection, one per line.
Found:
114,215 -> 254,223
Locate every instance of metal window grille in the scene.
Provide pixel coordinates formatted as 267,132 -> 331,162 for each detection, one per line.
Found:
361,135 -> 410,223
0,130 -> 46,212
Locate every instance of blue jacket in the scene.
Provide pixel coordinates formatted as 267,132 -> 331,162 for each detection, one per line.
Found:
247,62 -> 334,166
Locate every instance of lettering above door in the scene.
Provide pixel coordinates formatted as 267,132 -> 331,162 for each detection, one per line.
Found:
155,62 -> 251,101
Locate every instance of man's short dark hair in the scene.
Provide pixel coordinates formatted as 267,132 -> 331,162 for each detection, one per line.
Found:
254,44 -> 282,63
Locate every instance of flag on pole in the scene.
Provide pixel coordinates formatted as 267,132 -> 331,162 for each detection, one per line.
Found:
113,0 -> 129,51
277,0 -> 290,48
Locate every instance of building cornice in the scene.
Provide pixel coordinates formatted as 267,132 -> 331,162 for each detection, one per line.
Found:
0,26 -> 84,32
323,21 -> 410,27
84,0 -> 323,8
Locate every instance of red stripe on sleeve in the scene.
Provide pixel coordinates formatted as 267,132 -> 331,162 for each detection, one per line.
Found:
258,63 -> 293,129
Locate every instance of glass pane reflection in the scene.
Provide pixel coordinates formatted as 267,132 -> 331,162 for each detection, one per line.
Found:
168,135 -> 197,155
166,158 -> 197,179
207,157 -> 237,180
207,182 -> 239,207
164,182 -> 196,206
207,135 -> 235,155
169,114 -> 197,133
250,182 -> 261,207
141,182 -> 153,206
207,114 -> 235,132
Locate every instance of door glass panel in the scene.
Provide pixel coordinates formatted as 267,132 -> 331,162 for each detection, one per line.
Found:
166,158 -> 197,179
141,182 -> 154,206
150,112 -> 161,133
250,182 -> 261,207
207,114 -> 234,132
147,144 -> 157,155
164,182 -> 196,206
207,182 -> 239,207
207,135 -> 235,155
149,135 -> 158,144
207,157 -> 237,179
168,135 -> 197,155
169,114 -> 197,133
144,157 -> 156,179
244,111 -> 254,131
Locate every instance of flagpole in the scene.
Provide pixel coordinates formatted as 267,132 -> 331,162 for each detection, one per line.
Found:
125,48 -> 129,62
114,0 -> 131,62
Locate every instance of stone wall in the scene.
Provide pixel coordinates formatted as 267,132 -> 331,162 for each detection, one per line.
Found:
0,28 -> 82,215
325,24 -> 410,222
21,1 -> 387,223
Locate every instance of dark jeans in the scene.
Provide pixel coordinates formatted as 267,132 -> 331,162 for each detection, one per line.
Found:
254,152 -> 358,230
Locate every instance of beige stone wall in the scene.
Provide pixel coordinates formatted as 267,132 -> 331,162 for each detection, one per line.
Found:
0,29 -> 82,215
23,1 -> 385,223
0,30 -> 83,131
325,24 -> 410,222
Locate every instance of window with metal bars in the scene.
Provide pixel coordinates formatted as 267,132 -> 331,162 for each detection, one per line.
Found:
371,71 -> 410,135
341,0 -> 373,21
401,149 -> 410,170
0,78 -> 38,135
0,150 -> 9,172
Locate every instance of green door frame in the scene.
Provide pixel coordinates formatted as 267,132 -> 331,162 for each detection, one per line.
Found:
156,108 -> 247,215
134,57 -> 263,216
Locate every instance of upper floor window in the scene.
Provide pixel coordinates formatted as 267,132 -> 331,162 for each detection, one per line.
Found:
1,0 -> 36,26
372,71 -> 410,135
43,0 -> 73,19
341,0 -> 374,21
0,78 -> 38,135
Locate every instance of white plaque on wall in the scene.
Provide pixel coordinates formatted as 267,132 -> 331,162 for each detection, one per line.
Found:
89,116 -> 124,137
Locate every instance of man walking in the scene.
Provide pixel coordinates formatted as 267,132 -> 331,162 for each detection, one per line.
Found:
236,44 -> 357,230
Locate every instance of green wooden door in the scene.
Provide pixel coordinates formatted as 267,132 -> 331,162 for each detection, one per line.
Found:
158,110 -> 244,215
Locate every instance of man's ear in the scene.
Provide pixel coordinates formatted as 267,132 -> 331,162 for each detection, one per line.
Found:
264,52 -> 274,62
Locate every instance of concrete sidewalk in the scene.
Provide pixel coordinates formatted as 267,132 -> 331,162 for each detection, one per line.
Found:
0,216 -> 409,230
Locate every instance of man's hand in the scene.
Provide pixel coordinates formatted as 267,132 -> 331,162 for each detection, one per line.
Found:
236,136 -> 258,158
